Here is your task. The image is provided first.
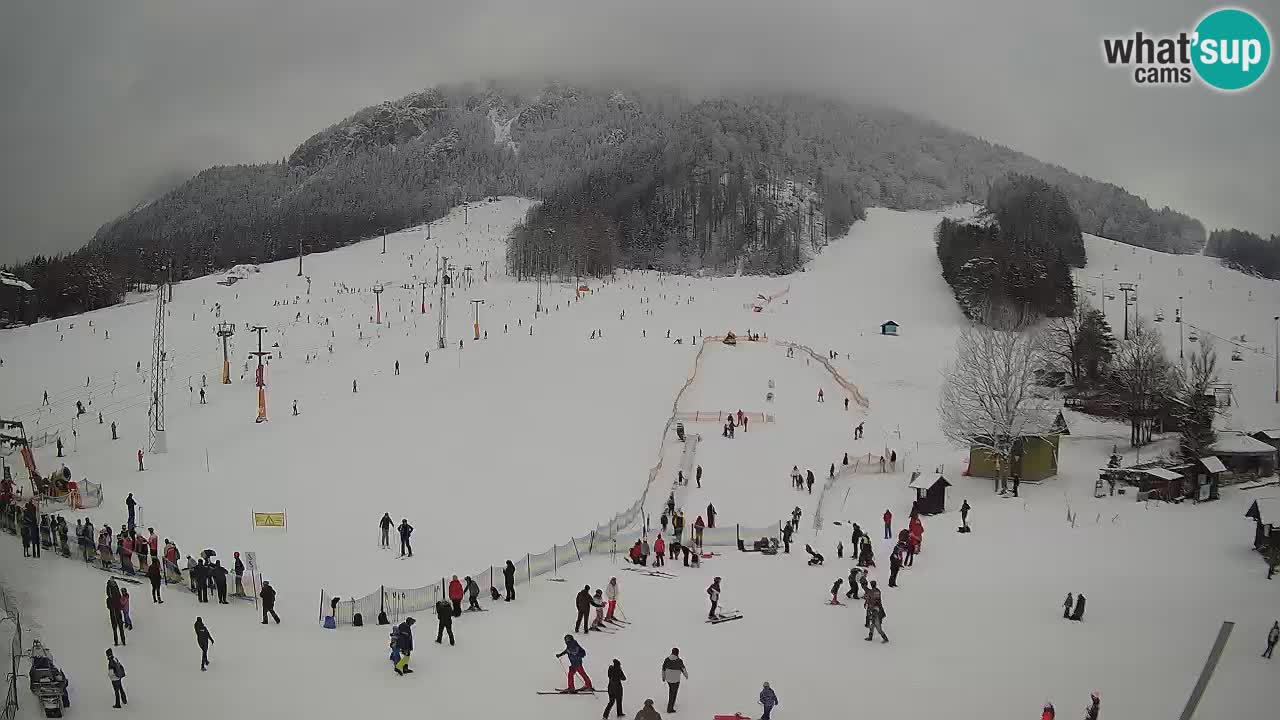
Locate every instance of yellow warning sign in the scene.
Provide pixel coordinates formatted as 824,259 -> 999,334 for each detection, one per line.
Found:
253,512 -> 286,529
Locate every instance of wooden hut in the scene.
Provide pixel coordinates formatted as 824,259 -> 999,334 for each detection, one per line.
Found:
909,472 -> 950,515
880,321 -> 899,336
1245,498 -> 1280,554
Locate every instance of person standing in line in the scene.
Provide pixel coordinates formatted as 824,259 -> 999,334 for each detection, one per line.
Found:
758,682 -> 779,720
125,493 -> 137,530
398,518 -> 413,557
379,513 -> 393,549
603,659 -> 626,718
503,560 -> 516,601
661,648 -> 688,713
883,509 -> 893,539
1263,621 -> 1279,659
107,579 -> 126,646
106,649 -> 127,709
260,580 -> 280,624
194,617 -> 214,671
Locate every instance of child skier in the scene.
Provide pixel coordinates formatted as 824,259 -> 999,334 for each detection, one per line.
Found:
829,578 -> 844,605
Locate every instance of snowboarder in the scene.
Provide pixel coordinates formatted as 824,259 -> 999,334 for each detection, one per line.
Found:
805,544 -> 824,566
706,502 -> 716,528
1264,621 -> 1279,659
503,560 -> 516,601
398,518 -> 413,557
379,513 -> 393,548
1069,593 -> 1086,621
435,599 -> 455,645
603,659 -> 626,718
448,575 -> 464,616
465,576 -> 481,611
556,635 -> 591,692
707,577 -> 721,619
392,617 -> 415,674
696,465 -> 703,488
661,648 -> 688,713
960,499 -> 971,529
574,584 -> 593,633
260,580 -> 280,624
605,577 -> 620,620
759,682 -> 780,720
194,617 -> 214,670
883,508 -> 893,539
107,649 -> 127,708
654,535 -> 665,567
1063,593 -> 1074,619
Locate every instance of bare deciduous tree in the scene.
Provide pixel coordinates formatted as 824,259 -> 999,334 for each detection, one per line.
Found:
938,309 -> 1053,493
1105,316 -> 1174,447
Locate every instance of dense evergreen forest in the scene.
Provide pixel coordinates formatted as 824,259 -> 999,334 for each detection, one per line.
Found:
1204,228 -> 1280,279
5,80 -> 1209,319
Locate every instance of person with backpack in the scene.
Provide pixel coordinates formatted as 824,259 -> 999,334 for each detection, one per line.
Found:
556,635 -> 592,692
106,648 -> 127,708
393,618 -> 415,674
758,682 -> 779,720
194,617 -> 214,671
435,599 -> 455,645
661,648 -> 688,713
603,659 -> 626,718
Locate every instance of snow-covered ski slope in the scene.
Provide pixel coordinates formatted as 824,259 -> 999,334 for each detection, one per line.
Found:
1,202 -> 1278,720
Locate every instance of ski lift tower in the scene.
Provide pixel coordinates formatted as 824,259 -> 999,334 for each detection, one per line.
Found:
437,257 -> 451,349
1118,283 -> 1137,340
250,326 -> 272,423
216,322 -> 236,384
149,268 -> 169,454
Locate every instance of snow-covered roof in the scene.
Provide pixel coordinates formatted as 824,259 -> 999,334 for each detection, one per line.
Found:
909,473 -> 948,490
1198,456 -> 1228,474
1209,433 -> 1278,456
0,272 -> 32,292
1142,467 -> 1183,481
1247,498 -> 1280,526
1253,429 -> 1280,441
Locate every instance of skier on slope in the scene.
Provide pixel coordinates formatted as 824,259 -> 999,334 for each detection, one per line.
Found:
556,635 -> 592,692
830,578 -> 844,604
465,576 -> 481,611
435,599 -> 455,645
605,577 -> 620,621
379,513 -> 393,549
590,589 -> 608,630
398,518 -> 413,557
575,585 -> 594,633
448,575 -> 465,616
707,577 -> 722,619
654,534 -> 666,567
392,617 -> 415,674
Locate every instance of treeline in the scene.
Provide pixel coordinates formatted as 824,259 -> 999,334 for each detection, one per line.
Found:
935,174 -> 1080,322
1205,228 -> 1280,279
5,80 -> 1209,319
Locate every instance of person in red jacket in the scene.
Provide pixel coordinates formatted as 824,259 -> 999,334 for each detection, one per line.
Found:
883,509 -> 893,539
448,575 -> 464,616
653,535 -> 666,567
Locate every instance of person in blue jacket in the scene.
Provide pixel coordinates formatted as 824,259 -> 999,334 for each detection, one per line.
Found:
393,617 -> 415,674
555,635 -> 593,692
758,682 -> 779,720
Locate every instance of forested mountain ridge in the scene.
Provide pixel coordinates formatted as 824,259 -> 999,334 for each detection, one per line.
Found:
6,80 -> 1207,319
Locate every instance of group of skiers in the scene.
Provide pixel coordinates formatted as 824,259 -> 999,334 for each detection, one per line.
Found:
551,633 -> 716,718
380,512 -> 415,557
721,410 -> 750,438
790,465 -> 816,493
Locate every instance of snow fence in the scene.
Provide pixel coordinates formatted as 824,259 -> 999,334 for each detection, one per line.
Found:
323,337 -> 783,627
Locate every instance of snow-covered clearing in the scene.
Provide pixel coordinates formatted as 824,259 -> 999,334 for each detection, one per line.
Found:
1,202 -> 1278,719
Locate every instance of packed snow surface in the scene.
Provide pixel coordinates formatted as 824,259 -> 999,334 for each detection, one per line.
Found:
1,200 -> 1278,719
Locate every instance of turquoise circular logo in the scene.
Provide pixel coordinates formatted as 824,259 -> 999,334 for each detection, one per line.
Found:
1192,8 -> 1271,91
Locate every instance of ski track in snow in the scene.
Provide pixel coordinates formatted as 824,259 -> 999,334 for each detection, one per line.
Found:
0,202 -> 1278,719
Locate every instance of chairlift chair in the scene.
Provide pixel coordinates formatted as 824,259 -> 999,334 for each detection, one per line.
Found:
1231,350 -> 1242,361
1188,331 -> 1199,343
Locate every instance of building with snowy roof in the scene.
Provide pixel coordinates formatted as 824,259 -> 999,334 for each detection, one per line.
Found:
0,271 -> 34,325
1208,432 -> 1277,478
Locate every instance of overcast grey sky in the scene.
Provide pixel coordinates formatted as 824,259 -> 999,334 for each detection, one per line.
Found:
1,0 -> 1276,264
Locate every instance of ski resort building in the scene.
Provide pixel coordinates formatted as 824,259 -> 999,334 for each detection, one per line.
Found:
0,271 -> 34,325
879,320 -> 899,336
1208,432 -> 1277,478
967,433 -> 1061,482
909,472 -> 950,515
1245,498 -> 1280,554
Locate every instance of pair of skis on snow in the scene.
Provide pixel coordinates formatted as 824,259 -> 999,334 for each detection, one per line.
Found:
622,566 -> 677,579
586,617 -> 631,634
707,611 -> 743,624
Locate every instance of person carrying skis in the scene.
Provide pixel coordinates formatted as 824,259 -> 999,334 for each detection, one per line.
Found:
575,585 -> 593,633
398,518 -> 413,557
759,682 -> 779,720
194,617 -> 214,671
556,635 -> 592,692
379,513 -> 393,549
392,617 -> 415,674
435,599 -> 455,645
465,576 -> 481,611
448,575 -> 465,616
661,648 -> 688,713
653,534 -> 666,567
1263,621 -> 1279,659
707,577 -> 721,619
605,577 -> 620,621
603,659 -> 626,718
504,560 -> 517,601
